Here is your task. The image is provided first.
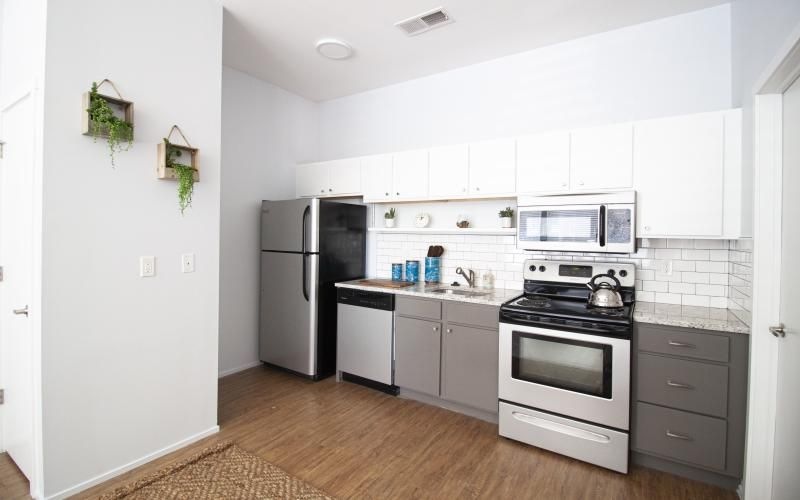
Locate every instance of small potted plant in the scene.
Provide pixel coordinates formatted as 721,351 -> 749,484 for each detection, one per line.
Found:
384,207 -> 396,228
84,81 -> 134,167
499,207 -> 514,228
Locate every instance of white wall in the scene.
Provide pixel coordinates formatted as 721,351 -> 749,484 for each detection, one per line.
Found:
39,1 -> 222,497
731,0 -> 800,240
317,5 -> 733,160
219,66 -> 318,376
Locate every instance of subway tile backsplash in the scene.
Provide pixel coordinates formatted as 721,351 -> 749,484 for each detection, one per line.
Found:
374,233 -> 753,324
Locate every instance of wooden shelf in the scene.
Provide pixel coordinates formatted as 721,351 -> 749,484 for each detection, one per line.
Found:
368,227 -> 516,235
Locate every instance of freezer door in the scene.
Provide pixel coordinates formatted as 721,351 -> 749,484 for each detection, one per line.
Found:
261,199 -> 319,253
259,251 -> 318,376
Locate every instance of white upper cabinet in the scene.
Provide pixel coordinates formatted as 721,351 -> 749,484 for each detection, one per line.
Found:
570,123 -> 633,191
468,138 -> 516,195
296,162 -> 328,197
296,159 -> 360,197
429,144 -> 469,198
327,158 -> 361,196
516,131 -> 570,194
361,153 -> 394,202
392,149 -> 429,200
634,112 -> 724,237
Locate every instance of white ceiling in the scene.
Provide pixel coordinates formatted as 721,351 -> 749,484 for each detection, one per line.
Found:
222,0 -> 729,102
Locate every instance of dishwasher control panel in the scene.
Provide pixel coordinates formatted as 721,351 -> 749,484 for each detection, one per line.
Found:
337,288 -> 395,311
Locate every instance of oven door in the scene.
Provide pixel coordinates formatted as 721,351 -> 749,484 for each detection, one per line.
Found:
498,322 -> 630,430
517,204 -> 603,252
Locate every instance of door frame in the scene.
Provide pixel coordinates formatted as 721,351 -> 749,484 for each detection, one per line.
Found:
0,85 -> 45,498
745,21 -> 800,500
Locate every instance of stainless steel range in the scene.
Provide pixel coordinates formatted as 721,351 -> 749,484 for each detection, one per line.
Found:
498,259 -> 635,473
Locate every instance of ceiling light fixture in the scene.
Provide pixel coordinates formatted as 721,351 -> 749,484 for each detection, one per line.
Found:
315,38 -> 353,60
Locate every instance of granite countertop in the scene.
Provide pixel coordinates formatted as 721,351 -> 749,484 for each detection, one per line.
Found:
335,279 -> 520,307
633,301 -> 750,334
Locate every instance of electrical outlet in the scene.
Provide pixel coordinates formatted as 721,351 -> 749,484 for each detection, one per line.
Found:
181,253 -> 195,273
657,260 -> 673,275
140,256 -> 156,277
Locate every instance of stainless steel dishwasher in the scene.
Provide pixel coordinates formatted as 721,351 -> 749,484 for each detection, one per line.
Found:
336,288 -> 397,393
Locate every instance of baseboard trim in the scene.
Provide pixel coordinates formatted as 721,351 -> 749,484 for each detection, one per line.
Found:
44,425 -> 220,500
218,361 -> 262,378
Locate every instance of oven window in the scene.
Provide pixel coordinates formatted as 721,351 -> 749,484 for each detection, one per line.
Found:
512,331 -> 613,399
519,209 -> 599,242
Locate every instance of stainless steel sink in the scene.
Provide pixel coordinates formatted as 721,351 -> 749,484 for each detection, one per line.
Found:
428,288 -> 490,297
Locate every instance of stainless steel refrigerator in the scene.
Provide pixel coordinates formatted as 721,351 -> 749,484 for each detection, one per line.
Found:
259,198 -> 366,380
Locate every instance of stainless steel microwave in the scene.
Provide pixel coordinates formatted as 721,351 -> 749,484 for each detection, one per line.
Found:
517,192 -> 636,253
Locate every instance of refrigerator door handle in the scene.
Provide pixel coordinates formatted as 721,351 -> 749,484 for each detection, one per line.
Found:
302,205 -> 310,301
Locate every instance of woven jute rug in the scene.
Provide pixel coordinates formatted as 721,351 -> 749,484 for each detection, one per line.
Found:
98,441 -> 335,499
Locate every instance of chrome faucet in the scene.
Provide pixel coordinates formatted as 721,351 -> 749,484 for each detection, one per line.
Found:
456,267 -> 476,288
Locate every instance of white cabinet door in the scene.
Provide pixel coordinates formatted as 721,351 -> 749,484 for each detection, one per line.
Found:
570,123 -> 633,191
634,112 -> 724,237
328,158 -> 361,196
516,131 -> 570,193
296,162 -> 328,198
468,138 -> 516,195
429,144 -> 469,198
361,154 -> 394,202
392,149 -> 429,200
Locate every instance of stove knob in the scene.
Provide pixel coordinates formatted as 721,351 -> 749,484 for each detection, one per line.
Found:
539,266 -> 547,272
619,270 -> 628,278
607,269 -> 616,277
528,265 -> 536,272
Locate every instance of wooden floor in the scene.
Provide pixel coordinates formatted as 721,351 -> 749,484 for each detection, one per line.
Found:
2,365 -> 736,499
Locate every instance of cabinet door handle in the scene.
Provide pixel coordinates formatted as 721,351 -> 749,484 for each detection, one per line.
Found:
446,328 -> 453,334
385,192 -> 389,196
666,379 -> 694,390
328,188 -> 332,192
476,187 -> 480,191
668,340 -> 695,349
578,180 -> 584,186
666,430 -> 693,441
432,326 -> 439,332
320,189 -> 325,193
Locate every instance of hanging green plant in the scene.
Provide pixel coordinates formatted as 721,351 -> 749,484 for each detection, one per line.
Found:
83,80 -> 134,167
157,125 -> 199,215
164,139 -> 195,214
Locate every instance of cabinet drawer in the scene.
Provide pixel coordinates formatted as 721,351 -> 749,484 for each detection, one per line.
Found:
634,402 -> 727,471
637,325 -> 729,363
396,296 -> 441,320
444,301 -> 499,330
636,353 -> 728,418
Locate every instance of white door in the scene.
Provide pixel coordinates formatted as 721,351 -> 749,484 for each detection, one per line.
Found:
516,131 -> 570,194
360,154 -> 393,202
570,123 -> 633,191
468,138 -> 516,195
428,144 -> 468,198
633,112 -> 724,237
392,149 -> 428,200
328,158 -> 361,196
0,93 -> 36,481
296,162 -> 328,197
771,76 -> 800,500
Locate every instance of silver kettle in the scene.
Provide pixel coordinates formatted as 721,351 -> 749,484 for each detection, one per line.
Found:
586,273 -> 624,308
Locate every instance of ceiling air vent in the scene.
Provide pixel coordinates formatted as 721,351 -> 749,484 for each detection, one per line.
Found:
395,7 -> 453,36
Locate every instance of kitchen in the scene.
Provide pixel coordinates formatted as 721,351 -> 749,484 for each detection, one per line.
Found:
259,104 -> 750,490
2,1 -> 798,499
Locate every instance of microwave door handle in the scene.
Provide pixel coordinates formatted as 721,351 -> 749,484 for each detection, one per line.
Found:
598,205 -> 606,247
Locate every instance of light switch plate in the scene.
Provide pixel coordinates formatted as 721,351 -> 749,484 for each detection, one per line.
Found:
181,253 -> 195,273
140,256 -> 155,277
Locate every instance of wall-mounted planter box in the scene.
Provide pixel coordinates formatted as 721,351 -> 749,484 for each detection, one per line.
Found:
81,86 -> 134,139
157,141 -> 199,181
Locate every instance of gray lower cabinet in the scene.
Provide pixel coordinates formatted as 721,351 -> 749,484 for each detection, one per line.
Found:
394,296 -> 499,414
632,323 -> 749,488
394,315 -> 441,397
441,323 -> 499,412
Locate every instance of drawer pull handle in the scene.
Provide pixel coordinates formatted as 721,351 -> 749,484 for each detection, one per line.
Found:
668,340 -> 696,349
511,411 -> 611,443
666,430 -> 693,441
666,380 -> 694,390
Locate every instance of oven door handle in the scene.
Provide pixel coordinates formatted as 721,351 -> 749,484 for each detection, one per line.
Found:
511,411 -> 611,443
